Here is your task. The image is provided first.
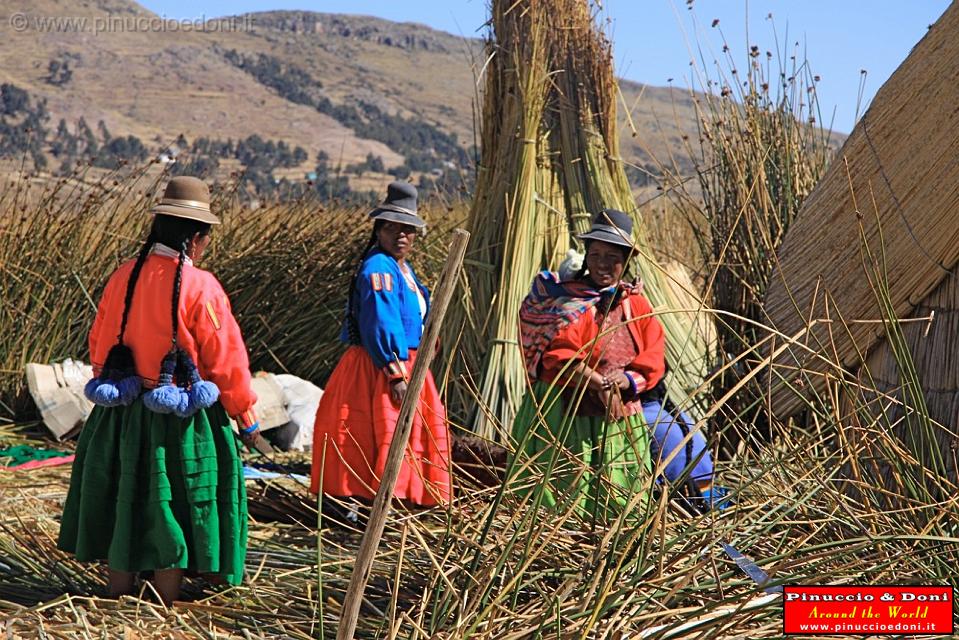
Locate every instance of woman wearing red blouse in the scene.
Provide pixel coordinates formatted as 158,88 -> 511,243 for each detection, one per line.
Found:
58,177 -> 260,604
512,210 -> 718,523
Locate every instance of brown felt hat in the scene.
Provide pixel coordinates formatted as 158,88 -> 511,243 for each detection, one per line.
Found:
151,176 -> 220,225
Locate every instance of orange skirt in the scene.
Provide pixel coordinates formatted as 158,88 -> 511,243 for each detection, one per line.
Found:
310,346 -> 451,506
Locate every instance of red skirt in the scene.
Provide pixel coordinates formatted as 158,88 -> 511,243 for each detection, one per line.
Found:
310,346 -> 452,506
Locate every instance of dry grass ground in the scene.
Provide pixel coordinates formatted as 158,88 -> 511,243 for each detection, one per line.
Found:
2,416 -> 957,638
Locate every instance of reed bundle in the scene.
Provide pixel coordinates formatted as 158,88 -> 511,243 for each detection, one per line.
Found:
454,0 -> 710,440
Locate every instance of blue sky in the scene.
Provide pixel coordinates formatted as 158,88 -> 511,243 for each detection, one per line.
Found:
140,0 -> 950,133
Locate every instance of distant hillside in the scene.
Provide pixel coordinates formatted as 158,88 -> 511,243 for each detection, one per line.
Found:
0,0 -> 727,198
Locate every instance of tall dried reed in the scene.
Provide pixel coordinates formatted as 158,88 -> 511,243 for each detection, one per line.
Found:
679,24 -> 836,442
452,0 -> 711,441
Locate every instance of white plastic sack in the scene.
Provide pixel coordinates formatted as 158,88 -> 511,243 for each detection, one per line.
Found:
60,358 -> 94,388
25,359 -> 95,439
272,374 -> 323,452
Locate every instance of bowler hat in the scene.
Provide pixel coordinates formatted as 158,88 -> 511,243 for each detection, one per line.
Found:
151,176 -> 220,225
577,209 -> 635,249
369,181 -> 426,228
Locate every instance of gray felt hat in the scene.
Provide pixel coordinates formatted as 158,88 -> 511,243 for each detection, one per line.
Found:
369,181 -> 426,228
577,209 -> 635,249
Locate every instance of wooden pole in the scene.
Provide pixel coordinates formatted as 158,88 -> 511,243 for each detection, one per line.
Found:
336,229 -> 470,640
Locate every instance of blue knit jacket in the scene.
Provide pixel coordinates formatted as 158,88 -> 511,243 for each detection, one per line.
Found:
340,247 -> 431,369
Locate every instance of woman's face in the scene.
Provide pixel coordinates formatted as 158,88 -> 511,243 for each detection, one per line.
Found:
187,232 -> 211,263
585,240 -> 627,288
377,221 -> 418,261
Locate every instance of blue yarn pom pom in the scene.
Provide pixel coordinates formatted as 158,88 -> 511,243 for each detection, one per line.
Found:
143,384 -> 182,414
84,378 -> 101,404
189,380 -> 220,410
116,376 -> 142,406
91,381 -> 122,407
173,388 -> 193,418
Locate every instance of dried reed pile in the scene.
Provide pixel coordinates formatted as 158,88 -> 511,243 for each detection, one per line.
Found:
454,0 -> 710,439
855,266 -> 959,478
760,3 -> 959,503
839,233 -> 959,505
3,419 -> 958,637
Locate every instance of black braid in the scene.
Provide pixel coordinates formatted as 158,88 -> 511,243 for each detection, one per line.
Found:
148,214 -> 210,349
346,224 -> 381,344
117,230 -> 156,345
170,239 -> 187,348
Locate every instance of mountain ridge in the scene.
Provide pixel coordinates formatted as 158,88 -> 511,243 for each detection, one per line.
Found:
0,0 -> 710,194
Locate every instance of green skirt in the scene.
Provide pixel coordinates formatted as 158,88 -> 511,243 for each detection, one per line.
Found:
57,400 -> 247,585
508,381 -> 651,525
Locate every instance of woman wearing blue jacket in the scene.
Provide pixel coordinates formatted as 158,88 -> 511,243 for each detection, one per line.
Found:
310,182 -> 451,507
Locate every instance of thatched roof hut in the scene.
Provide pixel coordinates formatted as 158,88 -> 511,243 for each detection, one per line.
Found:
843,270 -> 959,490
764,1 -> 959,436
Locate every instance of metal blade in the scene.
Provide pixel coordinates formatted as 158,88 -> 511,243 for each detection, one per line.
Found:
720,542 -> 782,594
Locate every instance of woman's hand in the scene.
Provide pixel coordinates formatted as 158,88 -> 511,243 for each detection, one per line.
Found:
606,371 -> 632,391
239,428 -> 260,449
568,362 -> 607,393
390,379 -> 409,405
239,423 -> 272,453
586,371 -> 609,393
602,387 -> 626,421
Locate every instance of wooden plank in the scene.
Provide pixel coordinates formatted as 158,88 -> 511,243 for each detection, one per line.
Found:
336,229 -> 470,640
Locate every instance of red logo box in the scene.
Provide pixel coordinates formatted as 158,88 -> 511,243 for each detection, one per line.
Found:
784,586 -> 953,635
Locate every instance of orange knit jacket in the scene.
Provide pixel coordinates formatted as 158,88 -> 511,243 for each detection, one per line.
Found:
88,254 -> 258,427
538,291 -> 666,390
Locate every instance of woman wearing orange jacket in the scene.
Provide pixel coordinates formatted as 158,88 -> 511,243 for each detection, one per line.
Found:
511,210 -> 720,523
57,177 -> 260,604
